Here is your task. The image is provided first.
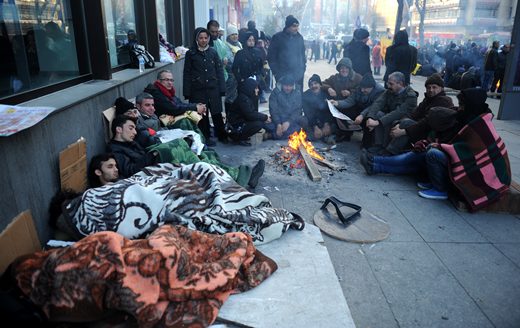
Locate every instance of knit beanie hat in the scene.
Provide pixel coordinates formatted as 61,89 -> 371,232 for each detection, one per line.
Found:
354,28 -> 369,40
227,25 -> 238,36
308,74 -> 322,87
425,73 -> 444,88
115,97 -> 136,116
285,15 -> 299,28
279,75 -> 295,86
360,73 -> 376,88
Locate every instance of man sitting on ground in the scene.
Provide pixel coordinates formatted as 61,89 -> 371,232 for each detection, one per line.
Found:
144,69 -> 206,134
330,73 -> 384,143
87,153 -> 119,188
268,75 -> 304,139
363,71 -> 418,153
321,57 -> 362,101
387,73 -> 454,155
302,74 -> 336,143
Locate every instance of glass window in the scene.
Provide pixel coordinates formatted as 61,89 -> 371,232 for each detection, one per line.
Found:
0,0 -> 80,100
103,0 -> 136,67
156,0 -> 167,41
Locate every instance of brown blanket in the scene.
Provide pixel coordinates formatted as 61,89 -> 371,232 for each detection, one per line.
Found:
12,225 -> 277,327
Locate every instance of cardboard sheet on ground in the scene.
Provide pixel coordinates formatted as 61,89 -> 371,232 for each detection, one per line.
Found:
0,104 -> 56,136
327,99 -> 353,122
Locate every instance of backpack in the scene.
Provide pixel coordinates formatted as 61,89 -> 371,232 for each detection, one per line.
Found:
129,44 -> 155,69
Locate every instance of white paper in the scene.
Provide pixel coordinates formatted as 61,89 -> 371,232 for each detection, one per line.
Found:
156,129 -> 205,155
327,100 -> 353,122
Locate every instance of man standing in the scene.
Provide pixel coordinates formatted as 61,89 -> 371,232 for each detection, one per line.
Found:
491,44 -> 509,94
364,72 -> 418,152
267,15 -> 306,92
207,20 -> 231,81
343,28 -> 372,76
383,30 -> 417,86
482,41 -> 499,92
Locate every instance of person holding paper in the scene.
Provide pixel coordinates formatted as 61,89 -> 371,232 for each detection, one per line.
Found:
330,73 -> 384,143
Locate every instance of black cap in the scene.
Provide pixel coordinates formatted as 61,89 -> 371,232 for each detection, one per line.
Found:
360,74 -> 376,88
115,97 -> 135,116
308,74 -> 322,87
285,15 -> 299,28
354,28 -> 369,40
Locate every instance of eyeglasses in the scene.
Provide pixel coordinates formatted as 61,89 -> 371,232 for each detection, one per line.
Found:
160,78 -> 174,82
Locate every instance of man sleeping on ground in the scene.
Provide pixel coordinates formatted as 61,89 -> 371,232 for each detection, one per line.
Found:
52,162 -> 304,245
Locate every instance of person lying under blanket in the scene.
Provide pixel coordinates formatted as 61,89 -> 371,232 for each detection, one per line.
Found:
51,161 -> 304,244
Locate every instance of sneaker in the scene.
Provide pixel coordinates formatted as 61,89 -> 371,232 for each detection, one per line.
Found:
359,149 -> 374,175
418,188 -> 448,200
248,159 -> 265,188
416,182 -> 433,190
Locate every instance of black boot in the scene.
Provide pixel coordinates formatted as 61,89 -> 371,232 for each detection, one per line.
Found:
213,113 -> 229,143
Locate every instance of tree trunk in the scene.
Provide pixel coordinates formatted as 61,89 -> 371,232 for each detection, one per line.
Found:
416,0 -> 427,47
394,0 -> 404,36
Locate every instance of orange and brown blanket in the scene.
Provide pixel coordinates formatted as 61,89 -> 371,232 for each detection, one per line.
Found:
11,225 -> 277,327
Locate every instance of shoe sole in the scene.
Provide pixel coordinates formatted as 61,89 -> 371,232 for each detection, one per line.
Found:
418,191 -> 448,200
248,160 -> 265,188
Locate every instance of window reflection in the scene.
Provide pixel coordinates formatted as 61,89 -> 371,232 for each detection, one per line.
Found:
0,0 -> 80,99
156,0 -> 167,41
103,0 -> 136,67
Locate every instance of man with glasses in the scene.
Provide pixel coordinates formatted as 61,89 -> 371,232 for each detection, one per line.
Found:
145,70 -> 206,118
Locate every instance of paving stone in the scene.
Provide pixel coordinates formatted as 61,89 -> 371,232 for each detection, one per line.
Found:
458,212 -> 520,243
430,243 -> 520,328
494,243 -> 520,268
365,242 -> 493,328
218,225 -> 355,328
390,191 -> 487,243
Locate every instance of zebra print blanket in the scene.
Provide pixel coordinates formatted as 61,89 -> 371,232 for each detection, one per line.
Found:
64,162 -> 304,244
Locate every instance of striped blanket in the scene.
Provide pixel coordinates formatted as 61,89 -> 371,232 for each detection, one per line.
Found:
65,162 -> 304,244
440,113 -> 511,211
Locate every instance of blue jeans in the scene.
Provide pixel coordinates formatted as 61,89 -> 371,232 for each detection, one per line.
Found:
482,70 -> 495,92
374,148 -> 449,191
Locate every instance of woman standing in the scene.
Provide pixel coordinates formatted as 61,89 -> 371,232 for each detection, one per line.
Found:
372,41 -> 382,75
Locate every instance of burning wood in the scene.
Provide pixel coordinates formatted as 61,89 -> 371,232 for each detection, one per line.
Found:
272,129 -> 327,181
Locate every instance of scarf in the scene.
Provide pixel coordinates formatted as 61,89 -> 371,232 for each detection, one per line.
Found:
154,80 -> 175,100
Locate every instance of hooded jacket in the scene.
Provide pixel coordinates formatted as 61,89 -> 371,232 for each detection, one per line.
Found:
343,39 -> 371,76
383,30 -> 418,84
321,58 -> 362,100
228,78 -> 268,126
232,31 -> 263,83
183,27 -> 225,99
302,86 -> 332,127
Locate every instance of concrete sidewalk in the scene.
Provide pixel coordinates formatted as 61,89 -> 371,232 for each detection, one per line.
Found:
214,60 -> 520,328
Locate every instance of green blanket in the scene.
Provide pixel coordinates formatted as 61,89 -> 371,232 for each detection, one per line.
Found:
148,139 -> 251,186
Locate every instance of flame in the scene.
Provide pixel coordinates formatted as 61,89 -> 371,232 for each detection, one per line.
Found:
496,80 -> 500,90
288,129 -> 324,160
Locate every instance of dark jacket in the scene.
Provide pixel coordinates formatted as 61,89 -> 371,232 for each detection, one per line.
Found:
302,88 -> 333,127
269,86 -> 303,125
405,91 -> 454,142
183,27 -> 225,101
384,30 -> 418,84
233,32 -> 263,84
336,83 -> 385,116
343,39 -> 371,76
108,140 -> 157,178
267,28 -> 306,81
366,86 -> 418,127
321,58 -> 362,100
228,79 -> 268,126
144,83 -> 196,117
484,47 -> 499,71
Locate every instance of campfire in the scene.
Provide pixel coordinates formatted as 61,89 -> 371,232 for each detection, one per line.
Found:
273,129 -> 339,181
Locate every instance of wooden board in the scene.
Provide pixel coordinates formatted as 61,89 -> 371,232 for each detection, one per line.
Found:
314,157 -> 341,170
59,138 -> 87,193
314,206 -> 390,243
450,180 -> 520,214
298,144 -> 322,181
